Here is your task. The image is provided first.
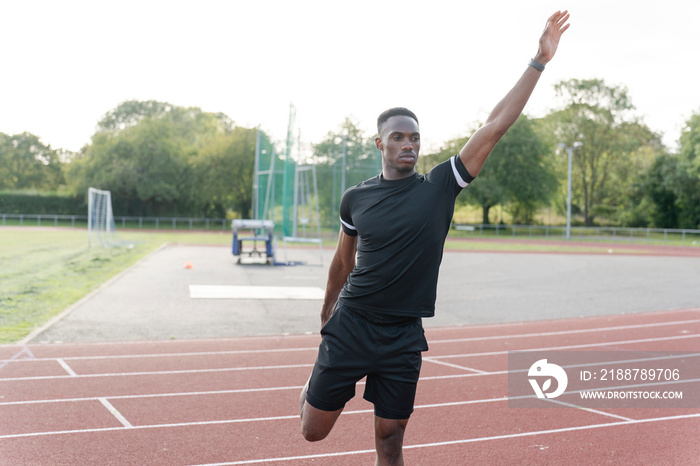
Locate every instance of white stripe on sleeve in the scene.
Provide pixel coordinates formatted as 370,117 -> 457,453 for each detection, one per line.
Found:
450,155 -> 469,188
340,217 -> 356,231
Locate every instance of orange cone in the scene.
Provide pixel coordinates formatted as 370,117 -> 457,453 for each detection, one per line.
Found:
184,261 -> 193,269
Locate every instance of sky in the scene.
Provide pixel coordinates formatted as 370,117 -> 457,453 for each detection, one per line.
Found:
2,0 -> 699,155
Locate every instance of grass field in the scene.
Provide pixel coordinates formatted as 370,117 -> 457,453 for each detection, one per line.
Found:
0,228 -> 231,344
0,226 -> 695,344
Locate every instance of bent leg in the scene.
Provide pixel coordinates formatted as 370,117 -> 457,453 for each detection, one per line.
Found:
374,416 -> 409,466
300,381 -> 343,442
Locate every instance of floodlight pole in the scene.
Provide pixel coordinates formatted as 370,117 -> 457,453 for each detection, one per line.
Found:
558,142 -> 583,240
253,129 -> 260,220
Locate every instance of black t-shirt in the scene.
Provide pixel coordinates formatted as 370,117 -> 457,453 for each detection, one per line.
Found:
338,155 -> 474,318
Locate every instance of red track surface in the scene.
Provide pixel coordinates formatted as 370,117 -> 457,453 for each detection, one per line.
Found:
2,308 -> 699,465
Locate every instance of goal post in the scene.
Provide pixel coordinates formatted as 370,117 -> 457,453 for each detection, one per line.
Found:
88,187 -> 117,247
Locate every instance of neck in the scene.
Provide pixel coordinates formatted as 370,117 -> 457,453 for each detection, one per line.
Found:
382,166 -> 416,181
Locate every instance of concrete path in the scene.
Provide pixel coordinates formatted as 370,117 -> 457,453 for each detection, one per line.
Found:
28,244 -> 700,343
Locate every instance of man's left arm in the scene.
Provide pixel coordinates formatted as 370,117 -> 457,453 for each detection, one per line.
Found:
459,10 -> 570,177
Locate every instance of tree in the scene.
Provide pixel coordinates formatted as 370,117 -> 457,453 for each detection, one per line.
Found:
192,127 -> 259,218
632,111 -> 700,229
96,100 -> 174,134
68,117 -> 186,215
95,99 -> 234,137
673,111 -> 700,228
638,155 -> 682,228
547,78 -> 659,226
0,132 -> 63,190
606,123 -> 664,226
493,116 -> 557,224
425,115 -> 556,224
425,134 -> 504,224
66,100 -> 238,216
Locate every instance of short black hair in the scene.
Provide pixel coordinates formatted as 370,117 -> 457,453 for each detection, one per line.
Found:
377,107 -> 419,136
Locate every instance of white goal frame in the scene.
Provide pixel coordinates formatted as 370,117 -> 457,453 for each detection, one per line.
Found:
88,187 -> 116,247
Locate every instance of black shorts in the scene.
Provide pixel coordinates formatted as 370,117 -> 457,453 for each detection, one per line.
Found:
305,304 -> 429,420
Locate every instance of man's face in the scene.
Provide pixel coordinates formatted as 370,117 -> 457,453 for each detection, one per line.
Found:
375,115 -> 420,180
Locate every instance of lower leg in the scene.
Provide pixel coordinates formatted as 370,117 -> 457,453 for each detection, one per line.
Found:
374,416 -> 409,466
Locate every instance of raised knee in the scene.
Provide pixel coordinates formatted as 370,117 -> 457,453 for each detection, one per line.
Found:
301,424 -> 329,442
300,407 -> 332,442
300,399 -> 342,442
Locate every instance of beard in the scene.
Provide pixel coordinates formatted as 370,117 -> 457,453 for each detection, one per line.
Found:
389,159 -> 417,174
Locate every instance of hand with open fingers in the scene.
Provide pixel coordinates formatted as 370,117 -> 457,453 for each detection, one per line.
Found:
536,10 -> 570,65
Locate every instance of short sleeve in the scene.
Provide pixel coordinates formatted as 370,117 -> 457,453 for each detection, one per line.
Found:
450,154 -> 475,188
339,189 -> 358,237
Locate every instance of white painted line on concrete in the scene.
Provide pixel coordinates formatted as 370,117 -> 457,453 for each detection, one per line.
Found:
189,285 -> 324,300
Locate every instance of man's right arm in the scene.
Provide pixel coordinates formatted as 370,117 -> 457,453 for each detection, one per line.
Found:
320,228 -> 357,327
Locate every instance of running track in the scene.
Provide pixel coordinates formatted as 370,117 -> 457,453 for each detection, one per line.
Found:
1,308 -> 699,465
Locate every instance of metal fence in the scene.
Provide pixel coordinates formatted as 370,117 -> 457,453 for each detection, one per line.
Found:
0,214 -> 230,231
2,213 -> 699,246
453,223 -> 700,246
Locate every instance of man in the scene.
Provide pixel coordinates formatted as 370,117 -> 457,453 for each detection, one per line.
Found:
300,10 -> 570,465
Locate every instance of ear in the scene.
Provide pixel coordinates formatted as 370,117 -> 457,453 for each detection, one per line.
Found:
375,136 -> 383,151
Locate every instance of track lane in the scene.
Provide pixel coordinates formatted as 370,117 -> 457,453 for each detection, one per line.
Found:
2,308 -> 699,464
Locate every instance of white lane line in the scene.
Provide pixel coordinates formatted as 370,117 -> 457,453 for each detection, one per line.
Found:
0,346 -> 35,370
188,413 -> 700,465
56,359 -> 77,376
6,380 -> 700,440
432,334 -> 700,359
425,309 -> 700,333
3,317 -> 698,364
0,363 -> 314,382
6,374 -> 698,408
428,318 -> 700,344
3,330 -> 697,379
422,358 -> 488,374
542,398 -> 635,422
193,448 -> 376,465
0,385 -> 305,406
0,347 -> 319,363
4,402 -> 699,443
3,349 -> 699,385
98,398 -> 133,428
0,414 -> 303,439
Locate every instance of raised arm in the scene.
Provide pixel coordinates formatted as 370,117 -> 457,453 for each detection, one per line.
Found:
459,10 -> 570,177
320,228 -> 357,327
